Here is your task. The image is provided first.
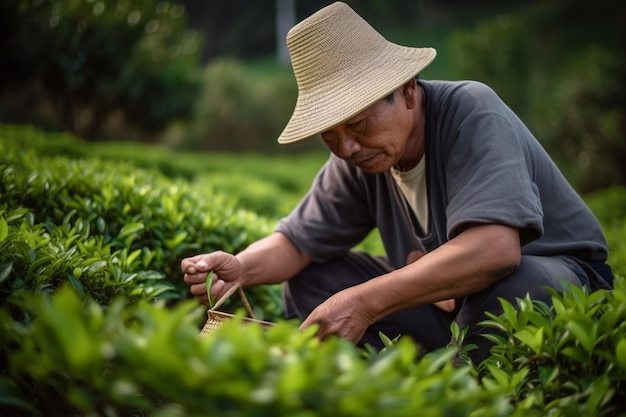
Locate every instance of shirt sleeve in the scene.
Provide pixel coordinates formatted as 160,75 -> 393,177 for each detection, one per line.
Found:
276,154 -> 375,262
440,82 -> 544,245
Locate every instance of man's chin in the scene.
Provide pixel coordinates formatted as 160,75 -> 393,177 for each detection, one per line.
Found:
352,155 -> 391,174
357,164 -> 390,175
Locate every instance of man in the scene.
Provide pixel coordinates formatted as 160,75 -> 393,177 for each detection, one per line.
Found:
182,2 -> 613,363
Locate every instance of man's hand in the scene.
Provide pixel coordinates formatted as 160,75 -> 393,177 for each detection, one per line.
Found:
299,286 -> 375,344
181,251 -> 243,307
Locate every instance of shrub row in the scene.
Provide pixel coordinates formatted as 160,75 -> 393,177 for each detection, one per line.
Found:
1,277 -> 624,416
0,125 -> 280,317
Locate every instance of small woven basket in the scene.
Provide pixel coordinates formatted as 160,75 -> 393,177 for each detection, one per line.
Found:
199,282 -> 273,336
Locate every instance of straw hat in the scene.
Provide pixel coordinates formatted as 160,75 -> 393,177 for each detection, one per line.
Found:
277,2 -> 436,144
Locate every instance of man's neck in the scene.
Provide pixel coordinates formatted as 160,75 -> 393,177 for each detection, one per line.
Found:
395,86 -> 425,172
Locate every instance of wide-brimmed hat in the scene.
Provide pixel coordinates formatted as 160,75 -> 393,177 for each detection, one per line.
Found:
277,2 -> 436,144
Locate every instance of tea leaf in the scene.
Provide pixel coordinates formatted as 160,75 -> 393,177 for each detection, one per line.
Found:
513,327 -> 544,355
206,270 -> 216,308
0,218 -> 8,242
66,272 -> 85,298
119,222 -> 145,239
616,339 -> 626,371
566,321 -> 595,353
0,262 -> 13,284
486,364 -> 510,387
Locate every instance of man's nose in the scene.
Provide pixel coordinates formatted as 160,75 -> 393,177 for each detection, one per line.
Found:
336,132 -> 360,158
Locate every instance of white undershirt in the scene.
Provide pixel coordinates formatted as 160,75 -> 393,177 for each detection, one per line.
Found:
391,156 -> 429,233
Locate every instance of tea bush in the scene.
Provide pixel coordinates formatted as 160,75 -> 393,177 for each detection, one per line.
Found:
1,285 -> 517,417
0,125 -> 279,316
1,124 -> 625,416
2,277 -> 624,416
478,280 -> 626,416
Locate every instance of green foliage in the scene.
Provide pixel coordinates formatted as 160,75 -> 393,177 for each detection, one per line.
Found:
534,47 -> 626,192
479,280 -> 626,416
184,58 -> 303,153
1,124 -> 625,416
585,186 -> 626,276
446,1 -> 625,192
448,15 -> 530,116
0,125 -> 275,311
0,0 -> 202,140
1,285 -> 512,417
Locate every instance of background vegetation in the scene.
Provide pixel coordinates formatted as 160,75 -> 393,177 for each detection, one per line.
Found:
1,0 -> 624,190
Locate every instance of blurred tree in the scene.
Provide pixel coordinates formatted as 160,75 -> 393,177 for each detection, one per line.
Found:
448,15 -> 530,116
0,0 -> 202,140
177,0 -> 432,63
538,47 -> 625,192
180,0 -> 276,61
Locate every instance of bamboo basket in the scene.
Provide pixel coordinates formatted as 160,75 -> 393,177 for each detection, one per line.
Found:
199,282 -> 273,336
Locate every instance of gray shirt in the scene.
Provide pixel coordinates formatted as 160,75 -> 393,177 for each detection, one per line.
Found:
276,80 -> 609,270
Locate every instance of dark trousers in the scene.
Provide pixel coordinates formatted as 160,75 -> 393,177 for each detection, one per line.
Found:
283,252 -> 596,363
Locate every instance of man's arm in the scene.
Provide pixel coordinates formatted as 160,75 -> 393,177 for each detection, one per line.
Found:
300,223 -> 521,343
182,232 -> 311,305
236,232 -> 312,286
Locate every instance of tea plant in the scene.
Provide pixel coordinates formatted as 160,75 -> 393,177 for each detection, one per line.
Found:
1,124 -> 625,416
0,130 -> 276,311
1,285 -> 511,417
478,280 -> 626,416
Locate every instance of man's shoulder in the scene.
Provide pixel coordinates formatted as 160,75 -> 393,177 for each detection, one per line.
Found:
421,80 -> 498,101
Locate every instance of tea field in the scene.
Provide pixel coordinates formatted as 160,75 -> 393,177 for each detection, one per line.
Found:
1,124 -> 625,416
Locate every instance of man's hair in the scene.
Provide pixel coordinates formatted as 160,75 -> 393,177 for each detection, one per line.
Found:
384,75 -> 420,104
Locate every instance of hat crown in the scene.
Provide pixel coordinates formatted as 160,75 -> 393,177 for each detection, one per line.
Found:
286,2 -> 386,92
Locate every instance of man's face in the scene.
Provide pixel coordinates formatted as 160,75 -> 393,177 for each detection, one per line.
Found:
320,82 -> 421,174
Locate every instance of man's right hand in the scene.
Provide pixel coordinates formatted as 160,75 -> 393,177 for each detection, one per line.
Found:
181,251 -> 243,307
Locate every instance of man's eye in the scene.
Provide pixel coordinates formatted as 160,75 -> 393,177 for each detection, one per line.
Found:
347,120 -> 364,129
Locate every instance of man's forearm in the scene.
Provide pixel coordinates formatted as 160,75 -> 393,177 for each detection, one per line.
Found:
236,232 -> 312,287
356,224 -> 521,321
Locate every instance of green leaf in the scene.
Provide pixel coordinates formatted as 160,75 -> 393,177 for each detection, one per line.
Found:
379,331 -> 393,348
119,222 -> 145,238
0,218 -> 8,242
486,364 -> 511,388
126,249 -> 142,266
513,327 -> 544,354
96,217 -> 106,234
165,231 -> 188,250
0,263 -> 13,284
449,320 -> 461,341
72,267 -> 82,279
566,321 -> 595,353
561,346 -> 588,363
510,367 -> 529,391
538,365 -> 559,386
206,270 -> 216,308
616,339 -> 626,371
66,272 -> 85,298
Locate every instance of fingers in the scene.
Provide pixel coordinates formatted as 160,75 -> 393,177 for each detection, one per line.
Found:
181,255 -> 217,285
300,289 -> 371,345
181,251 -> 243,304
193,287 -> 210,307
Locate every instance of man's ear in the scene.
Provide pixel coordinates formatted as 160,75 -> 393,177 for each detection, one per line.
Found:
402,78 -> 418,109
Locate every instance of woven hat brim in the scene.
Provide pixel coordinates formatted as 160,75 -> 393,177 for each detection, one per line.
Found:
278,46 -> 436,144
